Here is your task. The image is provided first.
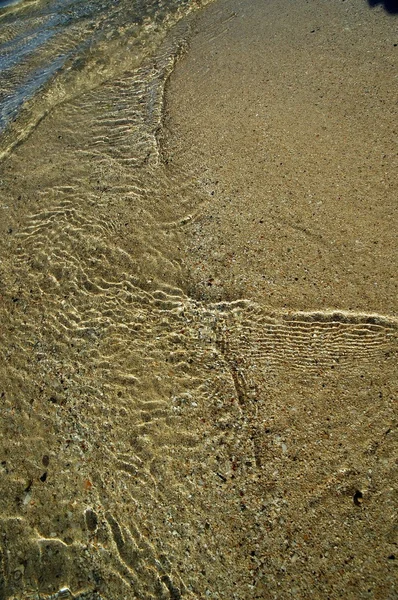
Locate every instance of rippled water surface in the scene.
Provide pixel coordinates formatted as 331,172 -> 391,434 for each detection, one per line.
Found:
0,0 -> 201,156
0,0 -> 397,598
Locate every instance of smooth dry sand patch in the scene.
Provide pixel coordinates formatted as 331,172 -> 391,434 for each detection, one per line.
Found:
164,0 -> 397,314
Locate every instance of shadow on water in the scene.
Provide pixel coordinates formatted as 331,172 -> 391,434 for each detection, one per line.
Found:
367,0 -> 398,13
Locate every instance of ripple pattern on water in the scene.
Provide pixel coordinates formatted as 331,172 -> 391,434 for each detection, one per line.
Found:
0,4 -> 397,599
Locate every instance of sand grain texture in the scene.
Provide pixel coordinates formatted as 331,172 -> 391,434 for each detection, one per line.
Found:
0,0 -> 397,598
164,0 -> 397,313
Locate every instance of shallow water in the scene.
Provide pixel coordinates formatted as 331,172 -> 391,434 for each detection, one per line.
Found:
0,0 -> 204,159
0,0 -> 397,598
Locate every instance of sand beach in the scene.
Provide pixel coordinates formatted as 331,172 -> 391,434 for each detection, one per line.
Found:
0,0 -> 397,598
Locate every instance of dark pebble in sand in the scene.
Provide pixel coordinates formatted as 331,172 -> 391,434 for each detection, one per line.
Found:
353,490 -> 363,506
85,508 -> 98,532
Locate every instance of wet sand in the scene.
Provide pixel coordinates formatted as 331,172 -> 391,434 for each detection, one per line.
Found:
0,0 -> 397,598
165,0 -> 398,598
165,0 -> 397,314
164,0 -> 398,596
164,0 -> 398,598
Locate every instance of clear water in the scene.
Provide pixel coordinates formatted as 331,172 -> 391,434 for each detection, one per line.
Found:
0,0 -> 200,149
0,0 -> 396,598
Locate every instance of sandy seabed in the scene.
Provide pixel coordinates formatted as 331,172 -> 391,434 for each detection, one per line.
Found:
0,0 -> 397,598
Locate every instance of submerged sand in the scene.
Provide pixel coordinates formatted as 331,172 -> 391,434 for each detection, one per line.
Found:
0,0 -> 397,598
